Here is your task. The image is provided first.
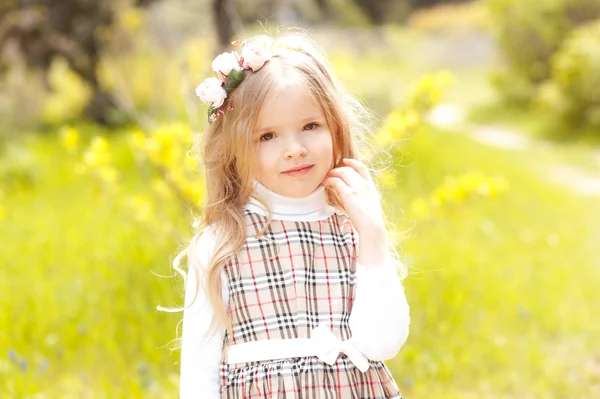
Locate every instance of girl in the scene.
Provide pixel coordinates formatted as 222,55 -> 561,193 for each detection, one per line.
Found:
176,32 -> 410,398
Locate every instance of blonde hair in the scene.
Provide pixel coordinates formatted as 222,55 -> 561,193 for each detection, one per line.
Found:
160,31 -> 407,348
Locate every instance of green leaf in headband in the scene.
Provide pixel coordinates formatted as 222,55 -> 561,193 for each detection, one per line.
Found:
207,104 -> 216,124
223,69 -> 245,93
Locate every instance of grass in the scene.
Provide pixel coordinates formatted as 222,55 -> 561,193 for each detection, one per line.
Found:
468,102 -> 600,174
0,134 -> 183,397
1,119 -> 599,398
1,13 -> 600,398
469,102 -> 600,143
386,125 -> 600,398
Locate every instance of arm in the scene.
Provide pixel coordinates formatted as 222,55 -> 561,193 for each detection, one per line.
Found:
180,230 -> 226,399
349,227 -> 410,361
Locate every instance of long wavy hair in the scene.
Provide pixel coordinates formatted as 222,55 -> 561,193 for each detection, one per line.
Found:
161,31 -> 407,348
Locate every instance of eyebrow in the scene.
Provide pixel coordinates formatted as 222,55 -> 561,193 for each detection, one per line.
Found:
254,114 -> 325,135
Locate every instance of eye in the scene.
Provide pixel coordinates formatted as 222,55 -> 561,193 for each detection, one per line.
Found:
303,123 -> 319,131
260,132 -> 275,142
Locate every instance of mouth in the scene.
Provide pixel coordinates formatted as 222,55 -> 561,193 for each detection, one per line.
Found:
282,164 -> 314,175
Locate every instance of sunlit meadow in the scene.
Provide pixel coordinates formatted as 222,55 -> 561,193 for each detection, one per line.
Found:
1,11 -> 600,399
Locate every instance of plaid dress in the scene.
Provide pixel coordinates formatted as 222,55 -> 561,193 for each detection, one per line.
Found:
219,207 -> 402,399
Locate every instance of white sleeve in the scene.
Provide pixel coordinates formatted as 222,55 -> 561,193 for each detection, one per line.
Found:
348,231 -> 410,362
179,229 -> 228,399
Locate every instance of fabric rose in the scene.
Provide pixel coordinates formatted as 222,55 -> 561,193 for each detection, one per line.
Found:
211,52 -> 240,80
241,42 -> 273,71
195,77 -> 227,108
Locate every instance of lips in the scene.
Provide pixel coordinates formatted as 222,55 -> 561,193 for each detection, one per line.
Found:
282,164 -> 314,173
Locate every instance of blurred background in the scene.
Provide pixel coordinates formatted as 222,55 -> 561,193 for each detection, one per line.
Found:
1,0 -> 600,397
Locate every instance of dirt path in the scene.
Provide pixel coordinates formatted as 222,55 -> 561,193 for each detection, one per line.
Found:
426,103 -> 600,197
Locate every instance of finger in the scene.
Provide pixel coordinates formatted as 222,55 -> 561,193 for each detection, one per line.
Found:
322,177 -> 352,196
342,158 -> 372,182
326,166 -> 365,189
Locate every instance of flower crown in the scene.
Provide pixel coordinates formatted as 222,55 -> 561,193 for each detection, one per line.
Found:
195,38 -> 306,124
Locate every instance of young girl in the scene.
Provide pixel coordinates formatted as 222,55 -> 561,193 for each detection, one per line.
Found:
176,32 -> 410,398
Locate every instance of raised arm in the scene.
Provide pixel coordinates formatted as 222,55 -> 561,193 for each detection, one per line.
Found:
348,227 -> 410,362
180,229 -> 226,399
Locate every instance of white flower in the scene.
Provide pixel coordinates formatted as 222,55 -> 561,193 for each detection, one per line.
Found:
195,77 -> 227,108
241,42 -> 273,71
211,52 -> 240,79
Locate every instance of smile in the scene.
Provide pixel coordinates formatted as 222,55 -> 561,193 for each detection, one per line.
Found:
282,165 -> 314,176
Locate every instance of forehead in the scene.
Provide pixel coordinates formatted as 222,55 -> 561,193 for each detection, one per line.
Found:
255,85 -> 323,131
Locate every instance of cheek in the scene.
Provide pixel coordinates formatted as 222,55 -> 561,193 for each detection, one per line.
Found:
258,147 -> 277,175
318,129 -> 334,162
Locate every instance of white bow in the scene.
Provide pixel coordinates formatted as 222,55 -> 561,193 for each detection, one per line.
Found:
311,324 -> 370,372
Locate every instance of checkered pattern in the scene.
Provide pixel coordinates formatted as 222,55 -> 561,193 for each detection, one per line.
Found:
219,209 -> 402,398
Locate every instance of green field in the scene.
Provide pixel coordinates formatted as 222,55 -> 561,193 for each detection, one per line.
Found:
2,118 -> 599,397
1,20 -> 600,398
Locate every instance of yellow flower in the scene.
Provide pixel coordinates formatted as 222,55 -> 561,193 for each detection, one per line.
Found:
127,195 -> 153,223
436,70 -> 455,86
129,130 -> 146,149
184,153 -> 198,171
476,181 -> 492,197
120,9 -> 143,32
375,128 -> 394,147
411,197 -> 430,219
58,126 -> 79,152
429,193 -> 443,208
409,71 -> 456,111
384,111 -> 408,138
83,149 -> 109,168
151,178 -> 170,197
182,184 -> 203,205
377,170 -> 397,188
140,123 -> 193,167
427,170 -> 510,212
97,166 -> 119,184
90,136 -> 109,152
489,176 -> 510,197
82,136 -> 111,167
404,110 -> 420,128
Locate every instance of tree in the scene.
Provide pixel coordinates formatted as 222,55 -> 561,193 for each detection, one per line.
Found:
352,0 -> 393,24
0,0 -> 161,126
213,0 -> 244,51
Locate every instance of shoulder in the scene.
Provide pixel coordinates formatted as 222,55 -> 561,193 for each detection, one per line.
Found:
192,224 -> 218,269
186,224 -> 229,294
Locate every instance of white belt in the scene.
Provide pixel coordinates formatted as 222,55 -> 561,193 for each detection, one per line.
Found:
226,324 -> 370,372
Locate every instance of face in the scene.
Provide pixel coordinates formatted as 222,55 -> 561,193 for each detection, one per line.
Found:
252,85 -> 334,197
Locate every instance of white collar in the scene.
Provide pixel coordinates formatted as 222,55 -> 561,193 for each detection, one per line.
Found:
245,180 -> 337,221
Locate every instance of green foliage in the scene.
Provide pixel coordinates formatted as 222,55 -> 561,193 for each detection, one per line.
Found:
207,104 -> 216,121
488,67 -> 538,106
540,19 -> 600,128
384,125 -> 600,398
1,23 -> 599,399
223,69 -> 246,93
485,0 -> 600,104
2,116 -> 600,397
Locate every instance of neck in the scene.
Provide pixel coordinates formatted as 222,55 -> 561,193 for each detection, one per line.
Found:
245,180 -> 335,221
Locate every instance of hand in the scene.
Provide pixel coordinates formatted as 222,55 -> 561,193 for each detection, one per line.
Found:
321,158 -> 385,236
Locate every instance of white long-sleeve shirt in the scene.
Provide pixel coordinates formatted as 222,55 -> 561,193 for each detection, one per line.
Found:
179,181 -> 410,398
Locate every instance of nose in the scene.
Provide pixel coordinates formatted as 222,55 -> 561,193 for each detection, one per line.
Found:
284,134 -> 307,159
